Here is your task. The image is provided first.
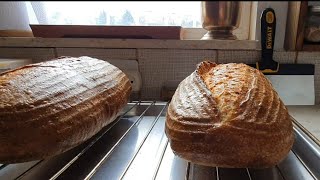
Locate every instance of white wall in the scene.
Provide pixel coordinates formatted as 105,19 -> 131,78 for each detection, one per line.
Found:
0,1 -> 31,30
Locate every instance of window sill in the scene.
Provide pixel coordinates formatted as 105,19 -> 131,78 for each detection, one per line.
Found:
0,37 -> 260,50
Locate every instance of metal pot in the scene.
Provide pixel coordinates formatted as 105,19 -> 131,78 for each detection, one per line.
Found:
201,1 -> 242,40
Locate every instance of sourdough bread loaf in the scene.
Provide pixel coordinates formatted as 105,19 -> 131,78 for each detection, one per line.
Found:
165,61 -> 294,168
0,56 -> 132,163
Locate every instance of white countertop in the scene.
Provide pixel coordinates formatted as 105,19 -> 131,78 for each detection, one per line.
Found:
287,105 -> 320,142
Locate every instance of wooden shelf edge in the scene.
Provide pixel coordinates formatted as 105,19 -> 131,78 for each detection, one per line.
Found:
302,44 -> 320,51
0,37 -> 260,50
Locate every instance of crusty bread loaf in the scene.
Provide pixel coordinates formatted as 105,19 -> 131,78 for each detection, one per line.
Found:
165,61 -> 294,168
0,56 -> 132,163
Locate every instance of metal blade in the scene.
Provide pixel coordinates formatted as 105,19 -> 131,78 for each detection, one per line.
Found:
266,75 -> 315,105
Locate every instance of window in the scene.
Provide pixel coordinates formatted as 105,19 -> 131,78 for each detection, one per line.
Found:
25,1 -> 260,40
28,2 -> 202,27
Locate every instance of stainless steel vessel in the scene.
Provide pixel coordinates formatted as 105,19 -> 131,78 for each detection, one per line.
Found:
201,1 -> 242,40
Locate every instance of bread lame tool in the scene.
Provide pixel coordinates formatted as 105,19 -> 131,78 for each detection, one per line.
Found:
249,8 -> 315,105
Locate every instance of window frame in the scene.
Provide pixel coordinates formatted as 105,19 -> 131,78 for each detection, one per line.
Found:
27,1 -> 289,49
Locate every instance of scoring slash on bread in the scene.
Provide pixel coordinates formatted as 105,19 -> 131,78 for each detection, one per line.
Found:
165,61 -> 294,168
0,56 -> 132,164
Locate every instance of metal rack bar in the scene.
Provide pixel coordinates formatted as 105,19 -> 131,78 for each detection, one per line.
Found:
185,162 -> 191,180
0,102 -> 319,180
0,161 -> 40,180
89,103 -> 167,180
216,167 -> 220,180
154,144 -> 188,180
277,151 -> 315,180
51,102 -> 154,180
248,166 -> 284,180
119,105 -> 168,180
152,140 -> 169,180
15,161 -> 43,180
54,103 -> 152,180
292,121 -> 320,179
0,102 -> 138,180
246,168 -> 252,180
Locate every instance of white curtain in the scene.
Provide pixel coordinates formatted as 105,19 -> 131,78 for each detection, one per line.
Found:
0,1 -> 32,30
0,1 -> 51,31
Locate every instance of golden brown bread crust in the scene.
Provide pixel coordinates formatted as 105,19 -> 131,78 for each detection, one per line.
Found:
165,61 -> 294,168
0,56 -> 132,163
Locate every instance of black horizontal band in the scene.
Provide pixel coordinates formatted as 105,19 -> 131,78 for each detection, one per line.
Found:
247,64 -> 314,75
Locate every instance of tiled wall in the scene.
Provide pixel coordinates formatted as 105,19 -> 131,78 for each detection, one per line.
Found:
55,48 -> 137,60
217,50 -> 296,64
0,48 -> 56,62
138,49 -> 216,100
138,49 -> 320,104
1,47 -> 319,104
